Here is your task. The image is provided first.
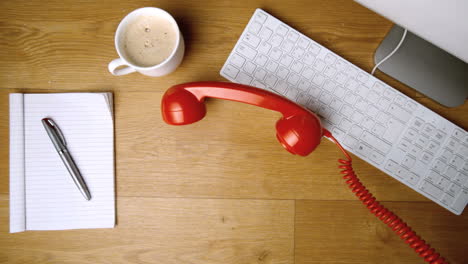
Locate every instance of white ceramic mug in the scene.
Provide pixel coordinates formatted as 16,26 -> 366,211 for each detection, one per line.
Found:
108,7 -> 185,77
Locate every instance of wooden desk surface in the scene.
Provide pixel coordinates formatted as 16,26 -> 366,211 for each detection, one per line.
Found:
1,0 -> 467,263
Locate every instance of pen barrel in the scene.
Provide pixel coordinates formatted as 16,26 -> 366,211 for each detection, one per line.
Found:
59,149 -> 92,200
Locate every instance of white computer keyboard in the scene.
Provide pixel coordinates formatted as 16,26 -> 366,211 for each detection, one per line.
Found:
220,9 -> 468,215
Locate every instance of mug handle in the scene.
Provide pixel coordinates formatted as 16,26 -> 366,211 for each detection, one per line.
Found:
108,58 -> 137,76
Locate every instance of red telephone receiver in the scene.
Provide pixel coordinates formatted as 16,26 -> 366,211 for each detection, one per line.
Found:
161,81 -> 325,156
161,81 -> 448,264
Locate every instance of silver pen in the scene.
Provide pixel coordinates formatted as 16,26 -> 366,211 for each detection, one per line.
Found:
42,118 -> 92,200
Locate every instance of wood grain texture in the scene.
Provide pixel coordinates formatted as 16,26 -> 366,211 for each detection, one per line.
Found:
295,200 -> 468,264
0,0 -> 467,263
0,195 -> 294,263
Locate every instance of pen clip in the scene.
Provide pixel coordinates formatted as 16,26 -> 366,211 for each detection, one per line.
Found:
44,118 -> 67,146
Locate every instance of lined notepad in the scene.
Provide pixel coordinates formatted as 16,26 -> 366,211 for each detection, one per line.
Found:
9,93 -> 115,233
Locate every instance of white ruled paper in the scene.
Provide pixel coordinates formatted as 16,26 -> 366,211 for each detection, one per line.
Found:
9,93 -> 114,232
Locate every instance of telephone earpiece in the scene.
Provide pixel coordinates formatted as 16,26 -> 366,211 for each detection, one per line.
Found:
161,81 -> 324,156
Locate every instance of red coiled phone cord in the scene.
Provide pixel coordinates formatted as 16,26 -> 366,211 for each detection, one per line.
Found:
325,131 -> 448,264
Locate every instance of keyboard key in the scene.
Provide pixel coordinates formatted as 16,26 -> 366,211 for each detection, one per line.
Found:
407,173 -> 420,186
373,82 -> 385,94
309,43 -> 321,54
264,74 -> 277,87
323,80 -> 336,92
243,61 -> 256,74
273,79 -> 288,94
334,86 -> 347,98
356,71 -> 368,83
280,54 -> 293,67
323,66 -> 337,78
422,124 -> 437,138
254,11 -> 267,22
420,181 -> 443,199
254,68 -> 267,80
285,87 -> 299,100
441,193 -> 455,206
388,103 -> 411,123
223,64 -> 239,78
376,112 -> 390,124
383,118 -> 404,142
415,136 -> 429,149
367,91 -> 380,102
302,52 -> 315,66
329,98 -> 343,112
371,123 -> 385,136
350,111 -> 364,123
329,112 -> 342,125
403,128 -> 418,141
277,67 -> 289,79
312,74 -> 326,87
344,136 -> 359,149
437,177 -> 451,190
297,79 -> 310,91
361,132 -> 391,154
230,53 -> 246,68
276,24 -> 288,36
334,59 -> 348,71
270,47 -> 282,61
426,140 -> 441,154
350,125 -> 363,138
313,59 -> 326,72
287,30 -> 299,42
456,144 -> 468,157
377,97 -> 391,110
356,142 -> 371,158
237,72 -> 253,85
449,155 -> 464,170
345,78 -> 359,91
396,167 -> 409,179
301,67 -> 315,80
265,61 -> 278,72
296,93 -> 311,106
297,36 -> 309,49
344,92 -> 358,105
255,54 -> 268,66
237,43 -> 257,60
451,189 -> 468,212
281,40 -> 295,53
409,145 -> 422,159
369,150 -> 385,165
445,166 -> 458,180
287,73 -> 300,85
340,118 -> 352,131
426,171 -> 442,183
421,152 -> 434,164
334,72 -> 348,85
324,53 -> 337,65
249,21 -> 262,34
454,173 -> 467,186
292,47 -> 305,59
270,34 -> 283,46
402,155 -> 416,168
259,27 -> 273,40
394,94 -> 406,106
431,159 -> 445,173
319,91 -> 333,105
411,118 -> 424,130
258,42 -> 272,54
291,60 -> 303,73
244,32 -> 261,47
385,160 -> 398,174
447,183 -> 461,197
252,80 -> 266,89
452,128 -> 465,141
398,139 -> 411,152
